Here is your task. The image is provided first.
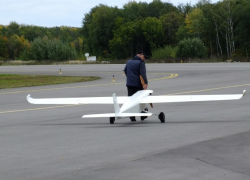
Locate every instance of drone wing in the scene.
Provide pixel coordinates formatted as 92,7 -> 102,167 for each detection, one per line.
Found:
27,94 -> 127,105
141,90 -> 246,104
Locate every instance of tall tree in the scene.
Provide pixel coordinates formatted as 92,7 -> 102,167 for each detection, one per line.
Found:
234,0 -> 250,57
82,5 -> 121,57
6,35 -> 22,60
142,17 -> 164,50
212,0 -> 237,57
0,35 -> 8,59
109,20 -> 143,59
177,2 -> 193,15
185,8 -> 206,38
147,0 -> 177,18
7,21 -> 19,36
122,1 -> 148,21
160,12 -> 184,45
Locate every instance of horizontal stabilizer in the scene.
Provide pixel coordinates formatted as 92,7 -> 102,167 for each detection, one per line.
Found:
82,113 -> 152,118
82,113 -> 116,118
117,113 -> 152,117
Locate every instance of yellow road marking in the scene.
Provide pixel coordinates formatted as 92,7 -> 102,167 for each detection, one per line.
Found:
0,105 -> 78,114
167,84 -> 250,95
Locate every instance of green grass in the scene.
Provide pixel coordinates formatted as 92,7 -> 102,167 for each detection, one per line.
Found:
0,74 -> 100,89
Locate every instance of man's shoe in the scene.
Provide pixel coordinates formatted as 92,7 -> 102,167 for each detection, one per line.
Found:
130,117 -> 136,122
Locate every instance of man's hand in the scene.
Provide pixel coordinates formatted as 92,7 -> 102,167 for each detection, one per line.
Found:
143,84 -> 148,90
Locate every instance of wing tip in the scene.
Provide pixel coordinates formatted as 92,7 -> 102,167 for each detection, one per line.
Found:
243,90 -> 246,96
26,94 -> 34,104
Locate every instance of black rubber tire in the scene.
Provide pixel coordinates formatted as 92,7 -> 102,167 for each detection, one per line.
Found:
110,117 -> 115,124
158,112 -> 165,123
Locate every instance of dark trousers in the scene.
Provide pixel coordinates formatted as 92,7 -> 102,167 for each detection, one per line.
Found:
127,86 -> 143,96
126,86 -> 143,121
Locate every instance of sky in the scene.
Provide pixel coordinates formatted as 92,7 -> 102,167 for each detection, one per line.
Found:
1,0 -> 221,28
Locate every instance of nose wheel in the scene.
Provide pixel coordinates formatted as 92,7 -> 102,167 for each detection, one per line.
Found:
158,112 -> 165,123
110,117 -> 115,124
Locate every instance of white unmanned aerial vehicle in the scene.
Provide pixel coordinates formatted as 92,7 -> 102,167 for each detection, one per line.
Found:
27,89 -> 246,124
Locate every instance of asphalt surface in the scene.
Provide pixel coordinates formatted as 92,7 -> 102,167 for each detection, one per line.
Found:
0,63 -> 250,180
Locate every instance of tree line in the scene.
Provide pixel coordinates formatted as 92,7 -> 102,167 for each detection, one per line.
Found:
0,22 -> 83,60
83,0 -> 250,61
1,0 -> 250,61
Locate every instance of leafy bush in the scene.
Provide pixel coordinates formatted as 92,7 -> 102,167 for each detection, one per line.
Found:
151,46 -> 177,59
30,37 -> 77,61
30,37 -> 48,60
18,48 -> 32,60
47,39 -> 77,61
176,38 -> 207,58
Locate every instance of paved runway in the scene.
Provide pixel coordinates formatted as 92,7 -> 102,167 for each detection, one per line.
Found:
0,63 -> 250,180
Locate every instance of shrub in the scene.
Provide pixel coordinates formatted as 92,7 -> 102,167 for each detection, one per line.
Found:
47,39 -> 77,61
18,48 -> 32,60
176,38 -> 207,58
151,46 -> 177,59
30,37 -> 77,61
30,37 -> 48,60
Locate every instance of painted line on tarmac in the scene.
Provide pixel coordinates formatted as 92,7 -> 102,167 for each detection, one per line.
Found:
0,73 -> 178,95
0,105 -> 79,114
167,83 -> 250,95
150,73 -> 178,81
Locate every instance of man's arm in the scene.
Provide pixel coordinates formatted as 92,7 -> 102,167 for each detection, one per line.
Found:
124,65 -> 127,76
140,62 -> 148,84
140,62 -> 148,90
140,75 -> 148,90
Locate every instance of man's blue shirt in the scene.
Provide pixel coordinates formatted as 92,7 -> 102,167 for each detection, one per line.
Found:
124,56 -> 148,87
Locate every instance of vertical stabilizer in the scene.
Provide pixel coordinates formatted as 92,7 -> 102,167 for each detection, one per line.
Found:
113,93 -> 120,116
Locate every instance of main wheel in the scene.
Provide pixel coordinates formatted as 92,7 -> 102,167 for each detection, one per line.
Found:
158,112 -> 165,123
110,117 -> 115,124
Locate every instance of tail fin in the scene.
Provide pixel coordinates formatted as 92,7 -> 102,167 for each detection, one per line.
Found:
113,93 -> 120,116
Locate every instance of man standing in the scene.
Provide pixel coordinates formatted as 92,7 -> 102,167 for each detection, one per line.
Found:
124,50 -> 149,121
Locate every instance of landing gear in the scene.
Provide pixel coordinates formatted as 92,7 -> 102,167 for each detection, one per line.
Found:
109,117 -> 115,124
158,112 -> 165,123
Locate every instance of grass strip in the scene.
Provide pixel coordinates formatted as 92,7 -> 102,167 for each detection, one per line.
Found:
0,74 -> 100,89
